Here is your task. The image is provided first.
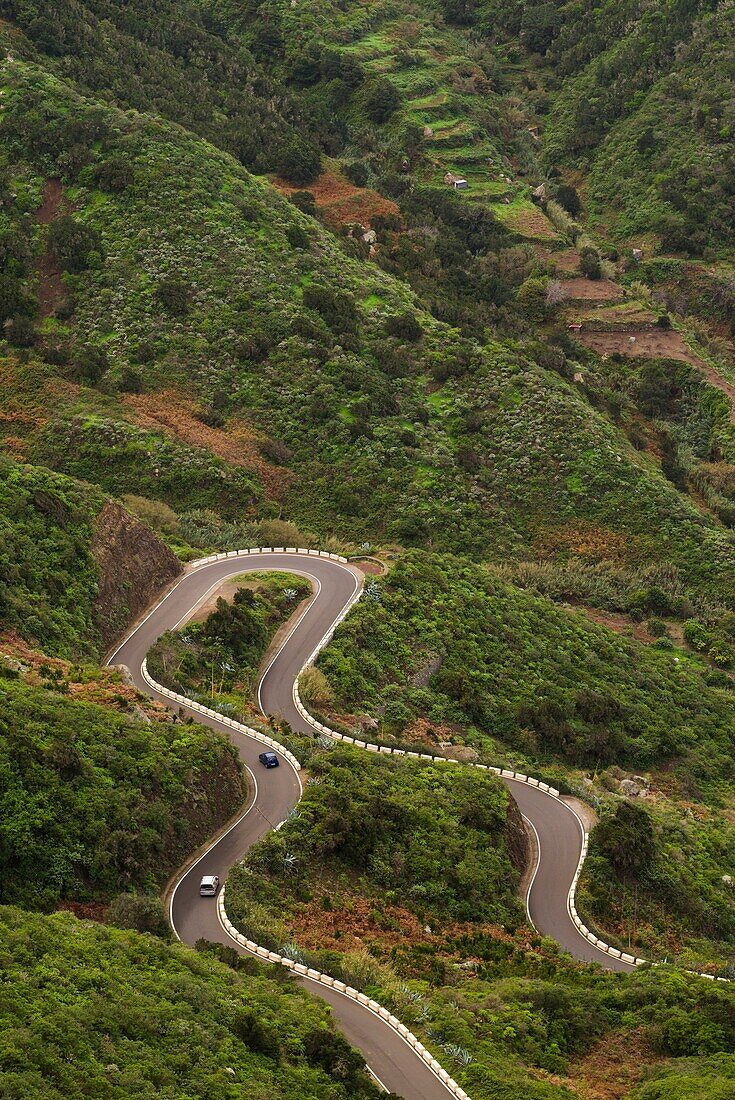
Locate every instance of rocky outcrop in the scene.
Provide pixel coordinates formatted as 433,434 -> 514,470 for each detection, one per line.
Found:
91,500 -> 182,650
505,789 -> 530,874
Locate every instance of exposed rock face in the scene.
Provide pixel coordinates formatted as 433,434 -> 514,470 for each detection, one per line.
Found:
505,789 -> 530,874
91,500 -> 182,650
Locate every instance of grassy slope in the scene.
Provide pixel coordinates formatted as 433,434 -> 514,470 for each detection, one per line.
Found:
3,52 -> 735,612
226,745 -> 524,941
0,457 -> 104,655
0,905 -> 381,1100
317,550 -> 735,963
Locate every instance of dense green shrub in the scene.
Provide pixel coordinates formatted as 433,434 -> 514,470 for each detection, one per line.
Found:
227,745 -> 523,932
0,459 -> 104,656
0,906 -> 380,1099
47,215 -> 102,273
0,678 -> 245,909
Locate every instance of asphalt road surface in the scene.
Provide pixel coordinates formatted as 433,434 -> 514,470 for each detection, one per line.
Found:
108,551 -> 632,1099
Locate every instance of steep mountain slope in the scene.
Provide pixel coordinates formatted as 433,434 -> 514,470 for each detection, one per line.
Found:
479,0 -> 735,254
2,0 -> 333,181
0,906 -> 382,1100
0,674 -> 245,911
3,44 -> 735,620
0,457 -> 180,657
2,3 -> 735,1095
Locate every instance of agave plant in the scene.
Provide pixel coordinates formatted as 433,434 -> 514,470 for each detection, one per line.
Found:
279,943 -> 305,963
443,1044 -> 473,1066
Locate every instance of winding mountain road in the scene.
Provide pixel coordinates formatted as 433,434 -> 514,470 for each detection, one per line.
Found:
108,551 -> 632,1100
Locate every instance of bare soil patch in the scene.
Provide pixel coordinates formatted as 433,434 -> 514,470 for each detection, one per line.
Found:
271,170 -> 400,231
36,179 -> 74,319
576,328 -> 707,369
536,245 -> 579,273
561,277 -> 624,302
580,605 -> 685,647
563,796 -> 598,832
576,325 -> 735,422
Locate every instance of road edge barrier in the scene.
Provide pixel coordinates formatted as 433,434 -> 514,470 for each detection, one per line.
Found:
289,578 -> 654,970
136,547 -> 471,1097
217,886 -> 472,1100
134,545 -> 728,1083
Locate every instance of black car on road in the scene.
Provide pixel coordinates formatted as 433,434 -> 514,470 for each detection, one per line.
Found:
258,751 -> 279,768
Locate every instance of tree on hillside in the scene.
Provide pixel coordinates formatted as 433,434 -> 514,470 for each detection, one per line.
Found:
363,78 -> 402,123
594,801 -> 656,879
47,215 -> 102,274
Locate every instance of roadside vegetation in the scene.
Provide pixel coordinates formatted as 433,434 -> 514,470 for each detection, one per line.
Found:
316,550 -> 735,965
227,745 -> 735,1100
0,905 -> 382,1100
147,572 -> 312,719
0,673 -> 246,911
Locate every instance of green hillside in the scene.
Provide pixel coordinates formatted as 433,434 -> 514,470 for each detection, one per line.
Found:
0,457 -> 180,657
3,42 -> 735,618
0,674 -> 245,910
2,0 -> 735,1095
317,550 -> 735,962
226,743 -> 735,1100
476,0 -> 735,254
0,906 -> 381,1100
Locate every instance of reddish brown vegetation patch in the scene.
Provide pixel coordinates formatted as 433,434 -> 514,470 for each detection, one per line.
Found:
36,179 -> 74,319
566,1027 -> 667,1099
123,390 -> 293,500
535,522 -> 635,564
0,631 -> 170,719
56,900 -> 109,923
0,357 -> 52,454
287,883 -> 519,966
271,170 -> 401,231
